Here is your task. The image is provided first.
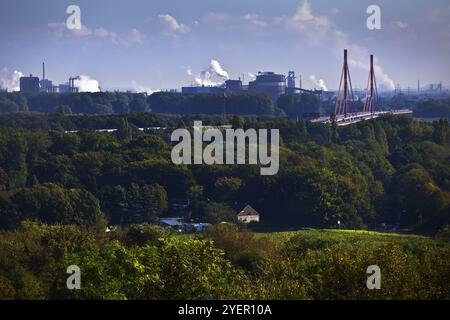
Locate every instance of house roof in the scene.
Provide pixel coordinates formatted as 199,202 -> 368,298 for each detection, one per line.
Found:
160,219 -> 183,226
238,205 -> 260,217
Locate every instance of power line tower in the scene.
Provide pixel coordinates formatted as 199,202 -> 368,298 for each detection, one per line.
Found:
363,54 -> 379,113
334,49 -> 354,117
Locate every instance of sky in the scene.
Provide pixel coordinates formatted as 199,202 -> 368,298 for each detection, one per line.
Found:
0,0 -> 449,92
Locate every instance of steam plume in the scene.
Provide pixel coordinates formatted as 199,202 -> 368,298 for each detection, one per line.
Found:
0,68 -> 24,92
74,75 -> 100,92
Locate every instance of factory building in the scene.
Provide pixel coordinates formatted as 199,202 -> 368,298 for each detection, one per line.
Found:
39,79 -> 58,93
225,79 -> 243,92
248,72 -> 286,102
178,64 -> 330,103
286,71 -> 301,94
181,70 -> 324,103
58,84 -> 71,93
20,75 -> 40,93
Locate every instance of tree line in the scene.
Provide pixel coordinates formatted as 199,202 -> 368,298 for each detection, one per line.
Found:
2,91 -> 450,119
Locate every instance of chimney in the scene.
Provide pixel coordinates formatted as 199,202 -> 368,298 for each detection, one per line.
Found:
42,62 -> 46,92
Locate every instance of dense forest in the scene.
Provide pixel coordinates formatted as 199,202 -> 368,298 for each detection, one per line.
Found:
0,112 -> 449,233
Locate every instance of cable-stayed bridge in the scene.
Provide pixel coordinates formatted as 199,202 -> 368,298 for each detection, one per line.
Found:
311,49 -> 412,126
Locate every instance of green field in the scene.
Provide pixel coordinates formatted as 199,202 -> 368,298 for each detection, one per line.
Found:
201,225 -> 450,299
254,228 -> 432,244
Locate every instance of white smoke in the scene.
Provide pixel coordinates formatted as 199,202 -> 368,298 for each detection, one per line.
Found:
0,68 -> 24,92
190,59 -> 230,86
345,55 -> 395,91
333,30 -> 396,91
309,75 -> 328,91
247,72 -> 257,80
131,80 -> 161,95
74,75 -> 100,92
210,60 -> 229,79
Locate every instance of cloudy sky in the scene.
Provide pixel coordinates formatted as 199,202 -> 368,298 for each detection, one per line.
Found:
0,0 -> 449,92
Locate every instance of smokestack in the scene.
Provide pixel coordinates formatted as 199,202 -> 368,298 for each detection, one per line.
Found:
42,62 -> 46,92
418,80 -> 420,94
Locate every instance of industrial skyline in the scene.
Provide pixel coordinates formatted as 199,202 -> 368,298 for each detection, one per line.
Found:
1,0 -> 450,92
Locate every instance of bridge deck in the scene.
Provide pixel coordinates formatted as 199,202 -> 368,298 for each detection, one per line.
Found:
311,109 -> 413,126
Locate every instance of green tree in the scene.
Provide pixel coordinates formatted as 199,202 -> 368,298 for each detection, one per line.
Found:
214,177 -> 242,202
192,201 -> 237,224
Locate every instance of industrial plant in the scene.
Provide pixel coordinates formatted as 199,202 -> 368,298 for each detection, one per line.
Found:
19,63 -> 83,94
182,70 -> 324,102
17,60 -> 447,106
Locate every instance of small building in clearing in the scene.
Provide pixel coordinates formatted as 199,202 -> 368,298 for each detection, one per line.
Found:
159,218 -> 184,232
237,205 -> 260,223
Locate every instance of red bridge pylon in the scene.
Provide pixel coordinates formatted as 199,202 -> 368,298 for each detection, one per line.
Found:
334,49 -> 355,117
363,54 -> 379,113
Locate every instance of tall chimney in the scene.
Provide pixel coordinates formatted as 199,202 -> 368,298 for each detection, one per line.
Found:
42,62 -> 46,92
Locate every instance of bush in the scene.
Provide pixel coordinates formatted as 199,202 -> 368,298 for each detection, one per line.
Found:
125,224 -> 166,246
202,223 -> 279,273
436,225 -> 450,242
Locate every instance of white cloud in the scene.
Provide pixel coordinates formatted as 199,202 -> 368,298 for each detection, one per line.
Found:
72,25 -> 93,37
129,28 -> 144,44
286,1 -> 395,90
158,14 -> 190,34
201,12 -> 232,26
48,22 -> 92,37
394,21 -> 408,29
242,14 -> 269,28
48,22 -> 143,47
93,27 -> 110,37
286,0 -> 331,42
0,68 -> 23,92
198,11 -> 272,32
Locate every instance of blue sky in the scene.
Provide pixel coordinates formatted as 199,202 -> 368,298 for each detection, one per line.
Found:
0,0 -> 449,92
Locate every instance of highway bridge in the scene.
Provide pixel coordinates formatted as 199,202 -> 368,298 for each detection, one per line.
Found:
319,50 -> 413,127
311,109 -> 413,126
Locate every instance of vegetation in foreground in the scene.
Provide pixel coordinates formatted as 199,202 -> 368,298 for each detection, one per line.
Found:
0,222 -> 449,300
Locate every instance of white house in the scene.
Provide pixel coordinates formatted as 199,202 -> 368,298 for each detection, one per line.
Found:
237,205 -> 260,223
